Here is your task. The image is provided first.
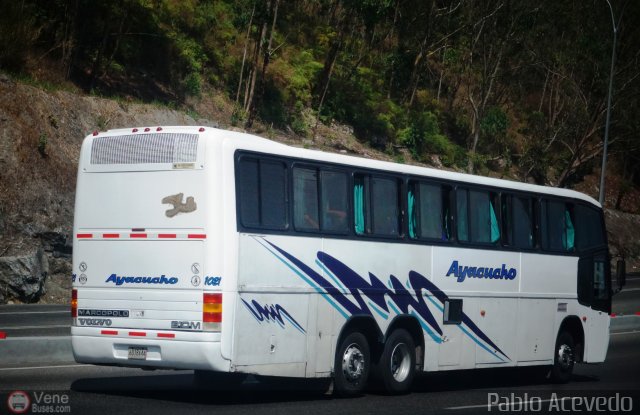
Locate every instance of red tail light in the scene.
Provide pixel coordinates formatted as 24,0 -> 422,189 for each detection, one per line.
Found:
203,293 -> 222,331
71,288 -> 78,318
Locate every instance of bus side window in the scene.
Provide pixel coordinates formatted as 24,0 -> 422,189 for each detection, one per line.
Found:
575,204 -> 605,250
320,171 -> 348,233
456,188 -> 469,242
238,158 -> 260,227
541,200 -> 574,252
238,157 -> 288,230
293,167 -> 319,231
353,174 -> 400,237
467,189 -> 500,244
409,181 -> 451,241
371,177 -> 400,236
504,195 -> 535,249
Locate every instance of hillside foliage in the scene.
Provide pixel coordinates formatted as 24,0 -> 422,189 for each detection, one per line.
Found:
1,0 -> 639,195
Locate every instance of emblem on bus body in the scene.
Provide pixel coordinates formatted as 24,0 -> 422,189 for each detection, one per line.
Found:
161,193 -> 197,218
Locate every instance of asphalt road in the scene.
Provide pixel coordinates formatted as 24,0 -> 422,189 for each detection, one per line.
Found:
611,274 -> 640,315
0,304 -> 71,337
0,331 -> 639,415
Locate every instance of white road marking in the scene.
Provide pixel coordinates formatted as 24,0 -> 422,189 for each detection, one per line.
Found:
447,399 -> 557,410
0,311 -> 69,315
610,330 -> 640,336
0,325 -> 69,330
0,364 -> 87,372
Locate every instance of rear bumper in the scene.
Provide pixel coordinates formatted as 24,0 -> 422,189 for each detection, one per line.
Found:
71,326 -> 230,371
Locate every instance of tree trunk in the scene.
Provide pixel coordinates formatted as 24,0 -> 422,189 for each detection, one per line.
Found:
248,0 -> 279,127
314,4 -> 351,132
245,11 -> 268,115
236,2 -> 256,105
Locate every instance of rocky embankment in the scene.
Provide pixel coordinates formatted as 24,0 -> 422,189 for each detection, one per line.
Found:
0,74 -> 215,304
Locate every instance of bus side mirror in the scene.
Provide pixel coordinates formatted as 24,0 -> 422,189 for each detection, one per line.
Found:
616,259 -> 626,291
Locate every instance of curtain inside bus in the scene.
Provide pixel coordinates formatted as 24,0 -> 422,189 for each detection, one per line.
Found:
354,183 -> 365,234
408,190 -> 416,238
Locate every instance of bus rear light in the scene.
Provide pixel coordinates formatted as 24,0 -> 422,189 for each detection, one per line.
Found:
203,293 -> 222,331
144,127 -> 150,132
156,127 -> 163,131
71,289 -> 78,318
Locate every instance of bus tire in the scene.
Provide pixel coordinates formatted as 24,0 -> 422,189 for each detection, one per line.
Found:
550,331 -> 575,384
379,329 -> 415,394
334,331 -> 370,396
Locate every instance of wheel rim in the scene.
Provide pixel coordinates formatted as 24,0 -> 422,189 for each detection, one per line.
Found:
390,342 -> 411,382
557,343 -> 574,371
342,343 -> 365,383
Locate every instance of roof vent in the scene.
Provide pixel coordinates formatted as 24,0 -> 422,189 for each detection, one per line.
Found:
90,133 -> 198,165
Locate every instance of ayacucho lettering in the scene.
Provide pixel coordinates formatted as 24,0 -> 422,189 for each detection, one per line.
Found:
446,260 -> 517,283
105,274 -> 178,286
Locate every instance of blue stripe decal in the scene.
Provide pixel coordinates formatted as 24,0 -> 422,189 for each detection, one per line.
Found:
425,295 -> 444,312
316,259 -> 347,292
387,301 -> 401,316
368,300 -> 389,320
283,313 -> 307,334
253,237 -> 508,361
458,324 -> 505,362
254,238 -> 350,320
410,310 -> 443,344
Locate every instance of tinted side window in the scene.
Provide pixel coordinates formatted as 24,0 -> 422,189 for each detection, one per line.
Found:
260,161 -> 288,228
457,188 -> 499,244
502,195 -> 535,249
408,182 -> 448,240
353,174 -> 400,237
575,204 -> 605,250
293,168 -> 319,231
238,157 -> 288,230
372,177 -> 400,236
456,189 -> 469,242
238,158 -> 260,227
320,171 -> 348,233
541,200 -> 574,252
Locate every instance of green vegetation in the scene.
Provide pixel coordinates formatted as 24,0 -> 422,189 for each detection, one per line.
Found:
1,0 -> 639,189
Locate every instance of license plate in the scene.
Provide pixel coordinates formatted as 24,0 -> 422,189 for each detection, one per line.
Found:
128,346 -> 147,360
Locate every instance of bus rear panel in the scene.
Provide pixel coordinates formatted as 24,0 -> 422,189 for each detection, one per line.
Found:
71,127 -> 229,371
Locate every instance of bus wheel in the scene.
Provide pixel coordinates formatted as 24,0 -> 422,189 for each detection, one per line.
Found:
380,329 -> 415,394
334,331 -> 370,396
550,331 -> 575,384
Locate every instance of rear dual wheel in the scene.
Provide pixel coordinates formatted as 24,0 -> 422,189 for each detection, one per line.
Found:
378,329 -> 416,394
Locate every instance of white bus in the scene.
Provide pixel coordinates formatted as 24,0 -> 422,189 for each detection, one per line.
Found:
72,126 -> 619,395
